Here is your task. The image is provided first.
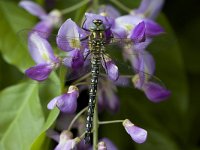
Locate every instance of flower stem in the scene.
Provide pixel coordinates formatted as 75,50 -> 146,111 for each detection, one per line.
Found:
93,100 -> 99,150
61,0 -> 90,15
68,107 -> 88,130
99,120 -> 124,125
109,0 -> 131,13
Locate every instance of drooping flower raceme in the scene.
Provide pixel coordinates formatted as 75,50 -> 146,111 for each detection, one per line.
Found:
105,0 -> 171,102
19,1 -> 62,35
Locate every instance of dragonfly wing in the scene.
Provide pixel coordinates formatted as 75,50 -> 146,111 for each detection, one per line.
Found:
101,54 -> 166,89
17,29 -> 89,50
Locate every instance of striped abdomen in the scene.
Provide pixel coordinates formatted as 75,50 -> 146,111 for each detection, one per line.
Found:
84,53 -> 101,143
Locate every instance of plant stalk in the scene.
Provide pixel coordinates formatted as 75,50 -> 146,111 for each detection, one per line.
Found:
93,100 -> 99,150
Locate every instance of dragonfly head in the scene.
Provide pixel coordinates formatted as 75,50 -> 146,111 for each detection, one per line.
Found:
90,19 -> 106,31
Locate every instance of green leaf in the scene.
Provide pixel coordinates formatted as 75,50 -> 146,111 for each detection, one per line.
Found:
0,82 -> 45,150
31,108 -> 59,150
0,1 -> 35,72
31,73 -> 61,150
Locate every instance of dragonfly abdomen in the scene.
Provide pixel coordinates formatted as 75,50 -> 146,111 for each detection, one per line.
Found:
84,53 -> 101,144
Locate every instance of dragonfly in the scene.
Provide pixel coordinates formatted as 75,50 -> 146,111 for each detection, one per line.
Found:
18,18 -> 164,144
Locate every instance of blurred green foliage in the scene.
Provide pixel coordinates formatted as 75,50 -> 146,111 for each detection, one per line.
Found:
0,0 -> 199,150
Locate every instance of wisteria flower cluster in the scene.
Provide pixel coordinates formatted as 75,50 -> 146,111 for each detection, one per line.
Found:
20,0 -> 170,149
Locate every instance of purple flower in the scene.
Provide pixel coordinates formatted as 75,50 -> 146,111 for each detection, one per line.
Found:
57,19 -> 87,51
98,79 -> 119,113
63,49 -> 84,69
57,19 -> 86,69
123,119 -> 147,144
25,64 -> 53,81
25,32 -> 59,81
98,141 -> 107,150
102,55 -> 119,81
47,85 -> 79,113
19,1 -> 61,34
143,82 -> 171,102
100,138 -> 118,150
112,15 -> 164,40
134,0 -> 164,19
131,52 -> 171,102
98,5 -> 120,19
55,130 -> 80,150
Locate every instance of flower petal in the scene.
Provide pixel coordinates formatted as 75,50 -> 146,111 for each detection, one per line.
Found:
135,0 -> 164,19
98,5 -> 120,19
123,119 -> 147,144
33,20 -> 53,36
25,64 -> 53,81
103,57 -> 119,81
130,21 -> 146,43
55,139 -> 76,150
98,141 -> 106,150
63,50 -> 84,69
101,138 -> 118,150
134,38 -> 152,51
144,19 -> 164,36
114,15 -> 143,37
143,82 -> 171,102
56,86 -> 79,113
19,1 -> 47,19
57,19 -> 86,51
28,32 -> 58,64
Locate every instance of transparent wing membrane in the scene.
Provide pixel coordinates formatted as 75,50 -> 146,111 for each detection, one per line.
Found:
18,29 -> 165,89
17,29 -> 89,50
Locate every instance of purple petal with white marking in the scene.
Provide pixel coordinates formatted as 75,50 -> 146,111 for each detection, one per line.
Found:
123,119 -> 147,144
143,82 -> 171,102
114,15 -> 143,37
25,64 -> 53,81
57,19 -> 86,51
28,32 -> 57,64
144,19 -> 164,36
63,49 -> 84,69
131,21 -> 146,43
98,5 -> 120,19
135,0 -> 164,19
19,1 -> 47,19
